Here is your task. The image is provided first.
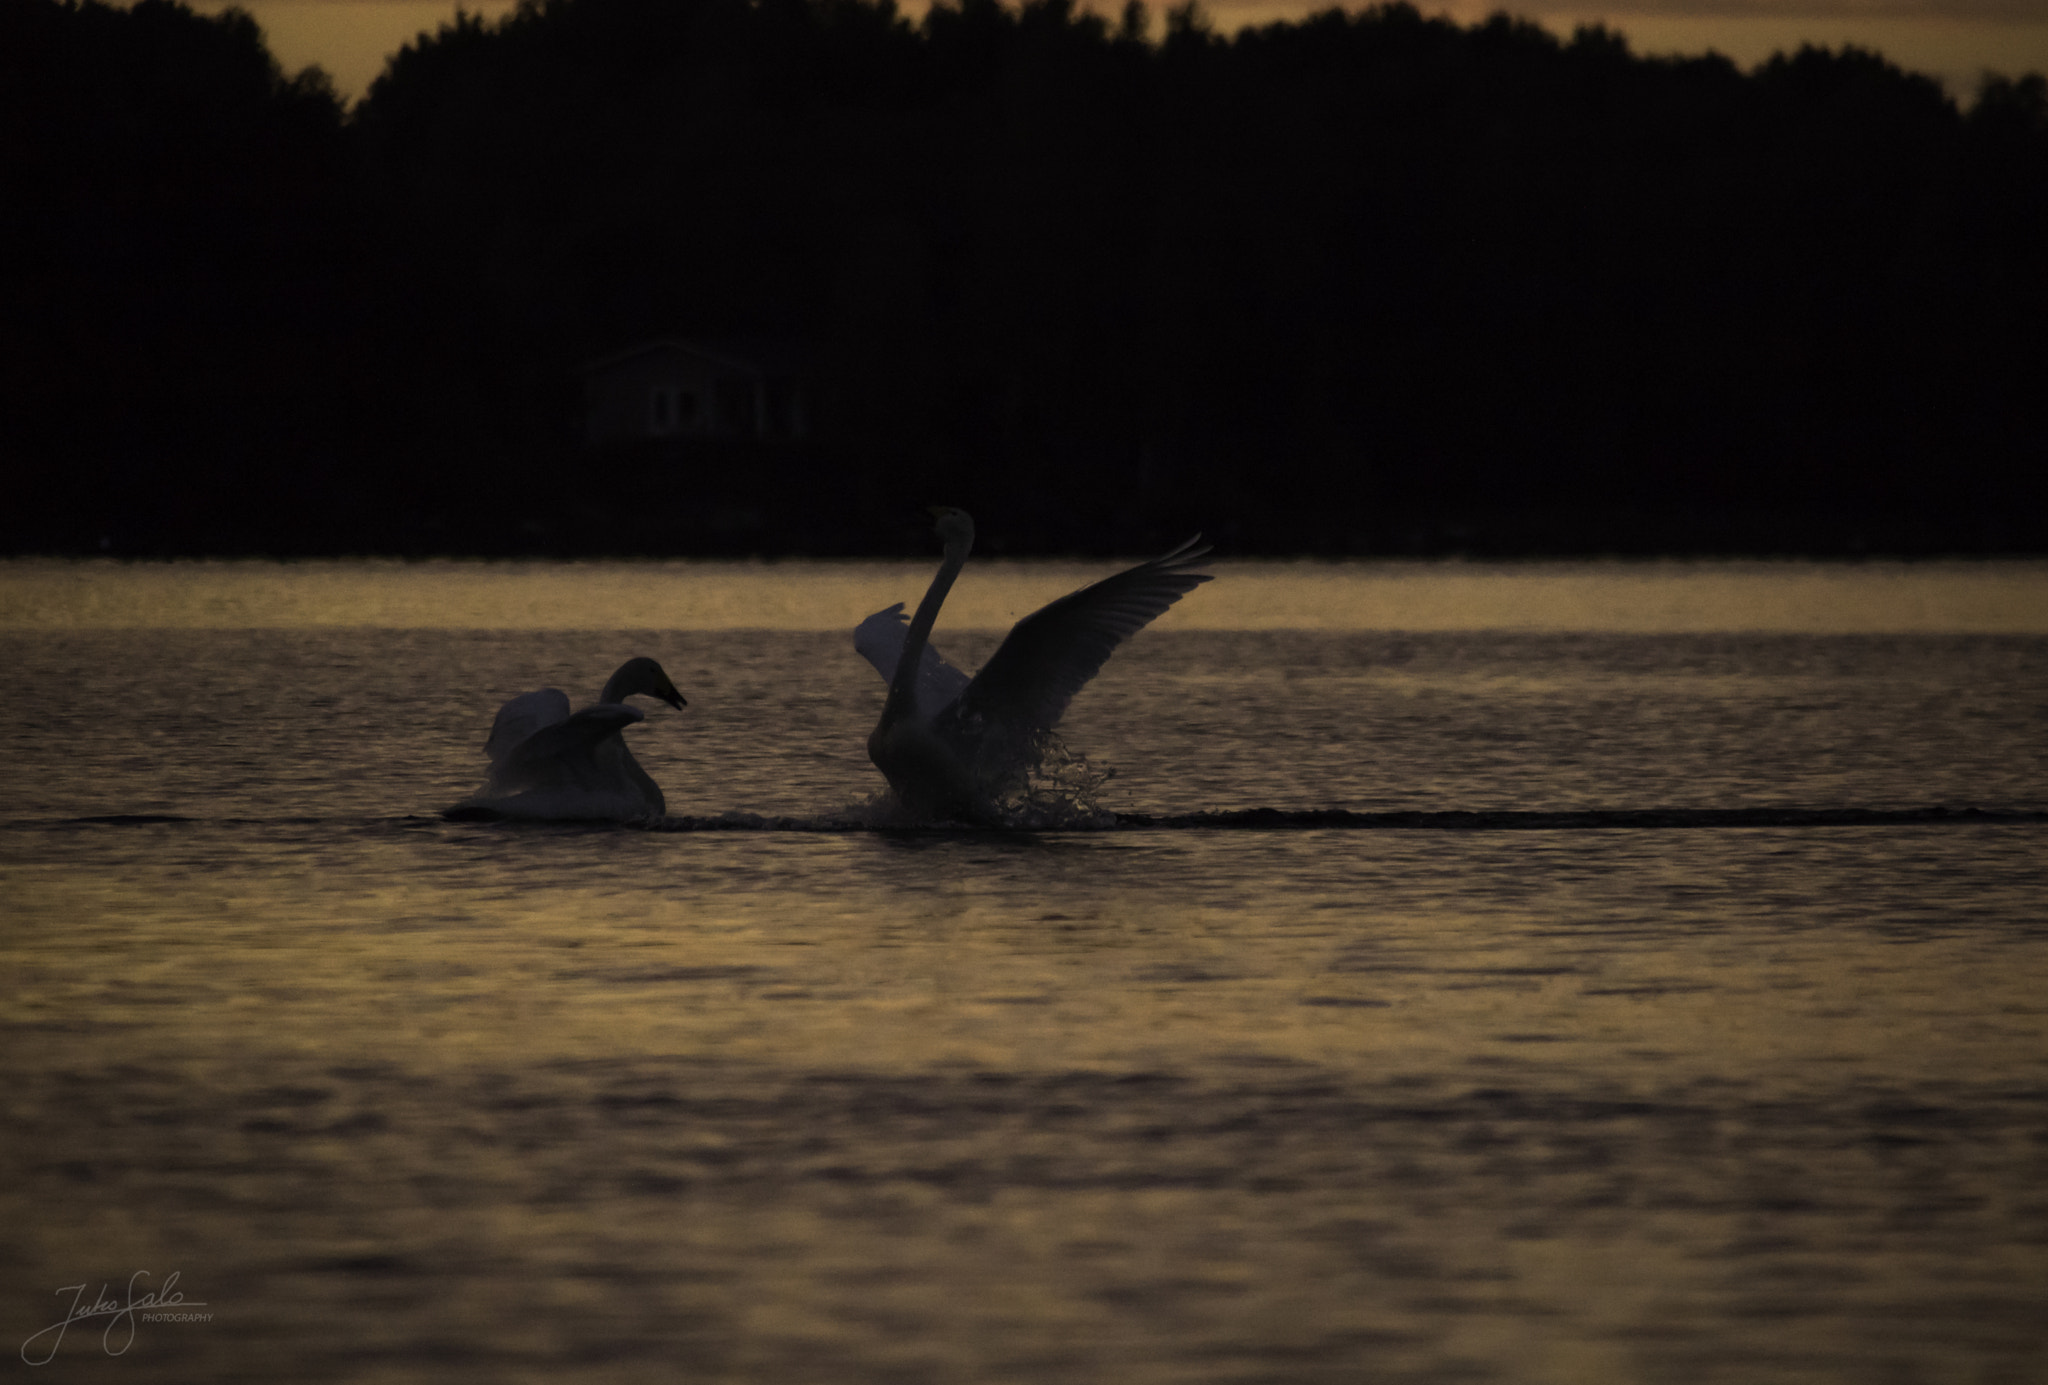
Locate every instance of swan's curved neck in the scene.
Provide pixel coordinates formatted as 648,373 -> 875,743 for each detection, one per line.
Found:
598,669 -> 633,705
883,537 -> 970,726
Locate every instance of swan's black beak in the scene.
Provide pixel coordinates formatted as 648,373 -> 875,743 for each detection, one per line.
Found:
663,691 -> 687,711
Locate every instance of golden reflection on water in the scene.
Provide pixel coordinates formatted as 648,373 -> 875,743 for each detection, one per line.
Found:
10,840 -> 2042,1093
4,557 -> 2047,632
8,819 -> 2047,1383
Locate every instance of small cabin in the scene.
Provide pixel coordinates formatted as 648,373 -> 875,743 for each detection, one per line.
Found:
581,338 -> 808,448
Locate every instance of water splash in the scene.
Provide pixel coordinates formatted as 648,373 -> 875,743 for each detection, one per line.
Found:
990,731 -> 1119,829
820,731 -> 1121,830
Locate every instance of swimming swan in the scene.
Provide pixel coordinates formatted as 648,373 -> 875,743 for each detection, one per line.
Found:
860,508 -> 1211,821
451,657 -> 686,822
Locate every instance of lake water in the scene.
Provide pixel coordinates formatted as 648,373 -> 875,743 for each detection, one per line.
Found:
3,558 -> 2046,1383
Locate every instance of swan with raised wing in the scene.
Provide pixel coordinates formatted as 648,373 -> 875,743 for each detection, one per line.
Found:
859,508 -> 1211,822
449,657 -> 686,822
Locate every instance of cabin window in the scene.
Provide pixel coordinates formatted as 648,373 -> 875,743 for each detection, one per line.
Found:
714,380 -> 758,435
649,384 -> 698,435
766,379 -> 807,438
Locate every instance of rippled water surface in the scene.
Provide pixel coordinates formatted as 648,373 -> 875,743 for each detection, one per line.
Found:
3,559 -> 2046,1382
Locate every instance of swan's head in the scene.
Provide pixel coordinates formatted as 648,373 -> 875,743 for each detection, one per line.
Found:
603,657 -> 687,710
928,505 -> 975,554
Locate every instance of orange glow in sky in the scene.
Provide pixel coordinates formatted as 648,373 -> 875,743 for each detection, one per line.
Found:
204,0 -> 2048,105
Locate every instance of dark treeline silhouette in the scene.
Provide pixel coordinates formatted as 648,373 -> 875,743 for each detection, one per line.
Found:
4,0 -> 2046,556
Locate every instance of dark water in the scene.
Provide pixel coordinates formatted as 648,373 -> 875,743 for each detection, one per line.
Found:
3,564 -> 2046,1381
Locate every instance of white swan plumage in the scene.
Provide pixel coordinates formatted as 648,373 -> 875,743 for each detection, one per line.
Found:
452,656 -> 686,822
854,603 -> 971,720
860,508 -> 1212,821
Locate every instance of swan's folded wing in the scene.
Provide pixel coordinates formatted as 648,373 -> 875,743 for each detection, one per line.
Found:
855,602 -> 972,717
503,703 -> 646,776
485,688 -> 572,761
478,704 -> 660,811
951,535 -> 1212,738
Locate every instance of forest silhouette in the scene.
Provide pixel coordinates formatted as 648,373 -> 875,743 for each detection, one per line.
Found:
4,0 -> 2046,556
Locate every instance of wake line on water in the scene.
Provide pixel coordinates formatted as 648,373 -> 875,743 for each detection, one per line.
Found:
483,805 -> 2043,831
24,806 -> 2048,832
648,806 -> 2048,832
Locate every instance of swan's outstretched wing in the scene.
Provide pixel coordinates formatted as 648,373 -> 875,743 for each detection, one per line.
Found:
949,535 -> 1212,741
855,602 -> 972,717
484,688 -> 572,762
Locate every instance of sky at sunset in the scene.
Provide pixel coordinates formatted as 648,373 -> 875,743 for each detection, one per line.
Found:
204,0 -> 2048,105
